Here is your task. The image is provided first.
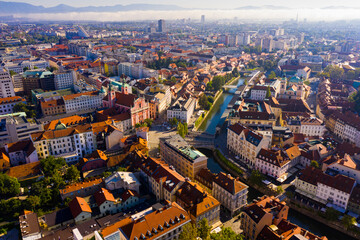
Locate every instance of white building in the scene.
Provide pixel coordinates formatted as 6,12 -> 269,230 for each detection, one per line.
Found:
0,68 -> 15,98
3,59 -> 50,74
105,171 -> 141,193
63,91 -> 103,113
255,147 -> 301,181
139,156 -> 185,202
5,140 -> 38,166
0,96 -> 26,115
118,62 -> 158,79
227,123 -> 271,168
0,112 -> 43,147
300,117 -> 326,137
295,166 -> 356,211
250,85 -> 275,100
167,97 -> 196,124
69,197 -> 92,223
19,212 -> 42,240
101,202 -> 191,240
324,154 -> 360,184
31,123 -> 96,163
213,172 -> 248,216
54,70 -> 77,90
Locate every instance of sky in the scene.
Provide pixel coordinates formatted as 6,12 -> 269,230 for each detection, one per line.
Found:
4,0 -> 360,9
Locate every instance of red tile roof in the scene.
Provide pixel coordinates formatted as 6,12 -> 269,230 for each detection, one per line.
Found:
69,197 -> 92,218
94,188 -> 115,206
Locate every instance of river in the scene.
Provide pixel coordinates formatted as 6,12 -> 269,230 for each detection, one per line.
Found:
196,78 -> 352,240
198,78 -> 244,134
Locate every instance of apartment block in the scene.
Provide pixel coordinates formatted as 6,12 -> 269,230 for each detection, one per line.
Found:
160,134 -> 207,179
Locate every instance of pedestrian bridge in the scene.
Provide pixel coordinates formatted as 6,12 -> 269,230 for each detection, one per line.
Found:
222,85 -> 238,89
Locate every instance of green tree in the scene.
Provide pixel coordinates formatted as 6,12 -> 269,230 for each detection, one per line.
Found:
276,186 -> 284,195
249,170 -> 264,185
349,89 -> 360,113
210,227 -> 243,240
207,96 -> 214,104
199,94 -> 209,110
183,122 -> 188,136
266,86 -> 272,98
144,118 -> 153,127
169,117 -> 178,127
179,223 -> 197,240
23,67 -> 29,72
324,207 -> 341,221
25,195 -> 41,211
310,160 -> 320,169
9,70 -> 17,77
268,71 -> 276,79
197,218 -> 211,240
13,102 -> 28,113
232,68 -> 239,77
170,76 -> 177,84
102,171 -> 112,178
0,174 -> 20,198
40,156 -> 66,176
342,215 -> 356,230
212,76 -> 225,91
13,103 -> 36,118
345,70 -> 356,80
323,65 -> 344,81
65,165 -> 80,182
177,122 -> 185,138
247,60 -> 257,69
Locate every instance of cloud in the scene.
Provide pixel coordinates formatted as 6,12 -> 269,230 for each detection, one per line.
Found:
12,8 -> 360,22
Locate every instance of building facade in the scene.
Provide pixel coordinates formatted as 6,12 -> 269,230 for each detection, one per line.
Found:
160,134 -> 207,179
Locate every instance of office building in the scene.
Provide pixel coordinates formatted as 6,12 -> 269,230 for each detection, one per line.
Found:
0,68 -> 15,98
158,19 -> 167,33
54,70 -> 77,90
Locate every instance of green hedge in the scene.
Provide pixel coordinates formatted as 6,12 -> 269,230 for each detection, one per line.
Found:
214,149 -> 243,176
195,113 -> 206,128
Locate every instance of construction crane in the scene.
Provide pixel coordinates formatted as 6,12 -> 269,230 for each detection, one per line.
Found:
93,57 -> 103,74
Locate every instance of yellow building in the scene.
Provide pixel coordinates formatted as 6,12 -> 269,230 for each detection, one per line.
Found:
160,134 -> 207,179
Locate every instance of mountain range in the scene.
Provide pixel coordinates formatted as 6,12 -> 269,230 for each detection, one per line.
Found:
0,1 -> 185,14
0,1 -> 357,14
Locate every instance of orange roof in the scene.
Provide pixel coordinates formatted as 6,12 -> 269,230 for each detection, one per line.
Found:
44,115 -> 87,130
62,91 -> 99,101
101,217 -> 133,238
102,202 -> 190,239
40,98 -> 64,109
94,188 -> 115,206
214,172 -> 248,195
0,96 -> 25,105
7,161 -> 41,180
59,178 -> 103,195
121,189 -> 139,202
31,124 -> 93,141
69,197 -> 92,218
176,181 -> 220,217
83,149 -> 108,162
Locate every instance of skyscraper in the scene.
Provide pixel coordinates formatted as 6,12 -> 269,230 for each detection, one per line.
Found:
158,19 -> 166,33
201,15 -> 205,24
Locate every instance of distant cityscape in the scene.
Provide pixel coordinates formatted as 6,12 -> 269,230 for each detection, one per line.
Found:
0,2 -> 360,240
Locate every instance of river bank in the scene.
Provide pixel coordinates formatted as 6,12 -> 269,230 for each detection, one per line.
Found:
200,148 -> 356,240
197,78 -> 244,133
194,76 -> 242,131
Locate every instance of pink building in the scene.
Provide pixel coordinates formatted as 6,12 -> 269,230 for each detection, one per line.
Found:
102,88 -> 150,127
